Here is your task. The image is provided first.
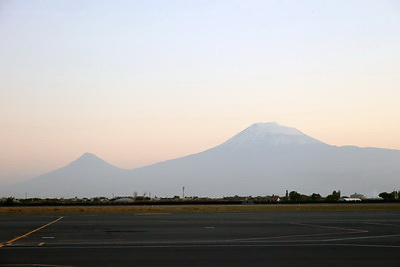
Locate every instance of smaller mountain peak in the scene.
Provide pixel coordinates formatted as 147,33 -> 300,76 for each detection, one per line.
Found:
74,152 -> 106,164
65,152 -> 117,170
80,152 -> 98,158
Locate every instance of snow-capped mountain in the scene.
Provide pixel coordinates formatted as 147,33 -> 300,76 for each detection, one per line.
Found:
220,122 -> 325,148
2,122 -> 400,198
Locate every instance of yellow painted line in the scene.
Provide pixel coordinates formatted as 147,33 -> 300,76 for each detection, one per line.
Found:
38,242 -> 45,246
4,216 -> 63,246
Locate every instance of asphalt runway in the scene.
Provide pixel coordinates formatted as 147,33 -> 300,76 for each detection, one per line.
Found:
1,210 -> 400,266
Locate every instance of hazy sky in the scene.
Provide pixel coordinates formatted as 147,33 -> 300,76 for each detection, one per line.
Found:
1,0 -> 399,184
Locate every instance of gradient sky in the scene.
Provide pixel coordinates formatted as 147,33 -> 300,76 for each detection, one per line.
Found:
1,0 -> 400,185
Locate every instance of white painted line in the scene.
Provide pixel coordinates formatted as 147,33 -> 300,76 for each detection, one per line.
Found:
4,243 -> 399,249
292,222 -> 368,233
334,243 -> 400,248
363,222 -> 400,227
225,231 -> 364,242
323,234 -> 400,242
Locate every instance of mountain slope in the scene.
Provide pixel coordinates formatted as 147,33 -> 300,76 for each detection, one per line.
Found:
128,144 -> 400,198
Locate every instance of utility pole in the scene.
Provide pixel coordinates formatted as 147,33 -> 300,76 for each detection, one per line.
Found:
182,186 -> 185,199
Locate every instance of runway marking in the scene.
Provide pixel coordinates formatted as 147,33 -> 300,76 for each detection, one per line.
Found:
292,222 -> 368,233
3,243 -> 400,249
225,231 -> 365,242
363,222 -> 400,227
3,216 -> 63,247
335,243 -> 400,248
224,222 -> 368,242
59,238 -> 126,243
323,233 -> 400,242
135,213 -> 170,216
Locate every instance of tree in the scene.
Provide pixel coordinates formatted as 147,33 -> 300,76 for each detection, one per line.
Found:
379,192 -> 395,201
289,191 -> 302,201
4,197 -> 15,206
326,190 -> 341,201
288,191 -> 310,202
310,193 -> 322,201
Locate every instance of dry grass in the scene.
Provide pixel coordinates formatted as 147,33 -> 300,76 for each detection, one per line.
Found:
0,204 -> 399,214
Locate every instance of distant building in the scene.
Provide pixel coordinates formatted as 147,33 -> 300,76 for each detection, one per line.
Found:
113,197 -> 134,202
339,197 -> 362,202
264,195 -> 281,202
350,193 -> 365,199
224,196 -> 247,202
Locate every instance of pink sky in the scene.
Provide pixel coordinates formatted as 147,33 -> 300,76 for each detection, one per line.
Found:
1,0 -> 399,184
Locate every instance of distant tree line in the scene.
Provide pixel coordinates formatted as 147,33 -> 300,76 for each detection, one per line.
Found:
283,190 -> 342,202
1,190 -> 399,206
378,191 -> 400,201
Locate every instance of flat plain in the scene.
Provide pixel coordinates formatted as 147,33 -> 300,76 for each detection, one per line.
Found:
1,206 -> 400,266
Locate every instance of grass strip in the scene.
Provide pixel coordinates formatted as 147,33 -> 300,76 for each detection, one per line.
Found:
0,204 -> 399,214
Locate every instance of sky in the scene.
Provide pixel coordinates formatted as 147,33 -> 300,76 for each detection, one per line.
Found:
1,0 -> 400,185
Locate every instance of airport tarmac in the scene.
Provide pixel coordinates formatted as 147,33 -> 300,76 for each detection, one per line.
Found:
1,210 -> 400,266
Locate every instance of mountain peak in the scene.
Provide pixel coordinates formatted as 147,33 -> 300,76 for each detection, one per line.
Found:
68,152 -> 112,168
80,152 -> 101,160
247,122 -> 304,136
220,122 -> 325,148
